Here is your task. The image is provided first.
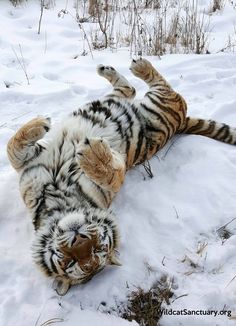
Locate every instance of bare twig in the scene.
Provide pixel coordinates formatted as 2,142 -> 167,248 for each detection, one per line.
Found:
95,0 -> 109,48
161,256 -> 166,266
44,30 -> 48,54
12,44 -> 30,85
173,206 -> 180,219
64,10 -> 94,59
196,241 -> 208,255
171,293 -> 188,303
39,318 -> 64,326
161,135 -> 181,160
217,217 -> 236,232
38,0 -> 45,34
12,111 -> 32,121
226,274 -> 236,288
142,160 -> 154,178
217,217 -> 236,244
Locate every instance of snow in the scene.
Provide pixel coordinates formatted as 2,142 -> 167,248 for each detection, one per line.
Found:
1,1 -> 236,325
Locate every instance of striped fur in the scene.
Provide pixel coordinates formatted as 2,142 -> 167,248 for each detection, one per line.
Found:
180,117 -> 236,144
7,58 -> 236,294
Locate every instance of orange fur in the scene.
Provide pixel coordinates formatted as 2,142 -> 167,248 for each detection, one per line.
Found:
79,138 -> 125,194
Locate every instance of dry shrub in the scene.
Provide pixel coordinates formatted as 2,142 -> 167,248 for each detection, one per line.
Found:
10,0 -> 235,55
108,0 -> 211,56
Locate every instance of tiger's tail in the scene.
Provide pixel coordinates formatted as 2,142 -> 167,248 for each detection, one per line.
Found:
179,117 -> 236,145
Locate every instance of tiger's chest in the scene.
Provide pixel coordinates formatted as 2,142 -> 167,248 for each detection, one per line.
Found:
19,128 -> 117,228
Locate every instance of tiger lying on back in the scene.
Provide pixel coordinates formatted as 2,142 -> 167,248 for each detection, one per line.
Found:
7,59 -> 236,295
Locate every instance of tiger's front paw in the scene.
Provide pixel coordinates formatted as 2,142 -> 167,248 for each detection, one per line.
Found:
19,116 -> 51,143
129,58 -> 153,80
79,138 -> 126,192
79,138 -> 113,183
97,65 -> 117,82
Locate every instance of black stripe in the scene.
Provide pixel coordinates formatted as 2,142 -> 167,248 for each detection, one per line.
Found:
215,124 -> 230,141
227,135 -> 233,144
20,163 -> 49,182
21,143 -> 45,167
76,183 -> 98,208
93,183 -> 110,206
147,93 -> 181,124
201,120 -> 216,135
185,119 -> 205,134
76,109 -> 105,127
88,101 -> 112,119
104,98 -> 135,153
50,251 -> 59,274
140,103 -> 172,138
133,127 -> 145,164
112,116 -> 124,137
146,124 -> 167,137
40,255 -> 52,276
149,83 -> 160,88
33,200 -> 47,230
108,234 -> 112,249
113,88 -> 127,97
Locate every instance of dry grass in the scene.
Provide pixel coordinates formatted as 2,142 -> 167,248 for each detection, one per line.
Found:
108,0 -> 211,56
120,278 -> 174,326
39,318 -> 64,326
99,276 -> 175,325
9,0 -> 25,6
229,0 -> 236,9
34,317 -> 63,326
9,0 -> 234,55
210,0 -> 226,12
217,217 -> 236,244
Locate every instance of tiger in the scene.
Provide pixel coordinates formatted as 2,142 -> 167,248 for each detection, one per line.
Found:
7,58 -> 236,296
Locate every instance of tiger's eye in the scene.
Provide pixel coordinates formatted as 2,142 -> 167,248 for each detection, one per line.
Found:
80,234 -> 88,239
67,260 -> 76,268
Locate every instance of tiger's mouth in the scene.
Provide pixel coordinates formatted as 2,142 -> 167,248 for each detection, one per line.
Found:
59,232 -> 106,274
32,208 -> 121,295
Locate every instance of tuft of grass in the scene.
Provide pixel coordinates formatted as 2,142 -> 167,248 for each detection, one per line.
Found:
121,280 -> 174,326
9,0 -> 25,6
217,217 -> 236,244
37,318 -> 64,326
210,0 -> 225,12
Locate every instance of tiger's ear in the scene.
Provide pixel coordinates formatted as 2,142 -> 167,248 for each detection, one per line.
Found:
109,252 -> 122,266
53,277 -> 71,296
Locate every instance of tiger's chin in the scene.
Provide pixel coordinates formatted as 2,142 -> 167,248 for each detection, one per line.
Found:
32,207 -> 121,295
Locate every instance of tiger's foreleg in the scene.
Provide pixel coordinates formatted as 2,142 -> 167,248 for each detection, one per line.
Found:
97,64 -> 136,99
7,117 -> 50,171
79,138 -> 126,193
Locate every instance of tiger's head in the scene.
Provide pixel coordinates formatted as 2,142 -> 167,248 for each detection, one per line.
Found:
32,208 -> 120,295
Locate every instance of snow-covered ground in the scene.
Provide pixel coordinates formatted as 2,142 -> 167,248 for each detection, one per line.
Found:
1,1 -> 236,325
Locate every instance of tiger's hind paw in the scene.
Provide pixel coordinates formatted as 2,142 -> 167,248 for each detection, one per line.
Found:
129,58 -> 153,80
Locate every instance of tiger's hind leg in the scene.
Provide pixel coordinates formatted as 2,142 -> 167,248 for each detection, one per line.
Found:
129,58 -> 187,120
130,58 -> 172,90
7,117 -> 50,171
129,58 -> 187,161
97,65 -> 136,99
